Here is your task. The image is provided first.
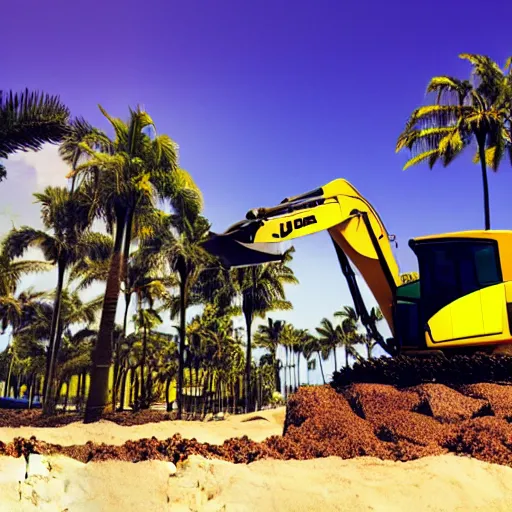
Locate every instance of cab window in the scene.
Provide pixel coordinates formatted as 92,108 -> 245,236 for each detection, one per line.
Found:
415,239 -> 501,321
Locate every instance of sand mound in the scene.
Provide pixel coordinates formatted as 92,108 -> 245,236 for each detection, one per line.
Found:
4,385 -> 512,509
2,453 -> 512,511
4,382 -> 512,468
4,383 -> 512,467
0,407 -> 284,447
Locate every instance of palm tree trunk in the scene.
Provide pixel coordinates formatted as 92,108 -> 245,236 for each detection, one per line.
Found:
79,371 -> 86,405
297,352 -> 300,388
201,371 -> 208,417
165,376 -> 172,412
4,348 -> 14,398
133,369 -> 140,404
28,374 -> 35,409
177,273 -> 188,420
317,351 -> 326,384
84,208 -> 127,423
63,380 -> 70,411
43,258 -> 66,415
69,149 -> 80,195
244,310 -> 253,413
119,368 -> 128,411
333,346 -> 338,372
345,347 -> 349,368
283,347 -> 288,399
141,325 -> 148,407
146,367 -> 153,407
288,357 -> 293,394
113,211 -> 134,410
476,132 -> 491,230
76,373 -> 82,411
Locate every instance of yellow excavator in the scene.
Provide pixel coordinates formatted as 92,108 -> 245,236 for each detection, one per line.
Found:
202,178 -> 512,357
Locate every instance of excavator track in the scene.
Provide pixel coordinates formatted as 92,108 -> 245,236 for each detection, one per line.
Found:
331,352 -> 512,389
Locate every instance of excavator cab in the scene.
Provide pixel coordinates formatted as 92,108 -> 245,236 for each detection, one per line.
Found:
400,232 -> 512,353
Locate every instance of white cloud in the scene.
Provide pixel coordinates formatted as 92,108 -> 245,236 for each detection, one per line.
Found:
8,144 -> 70,189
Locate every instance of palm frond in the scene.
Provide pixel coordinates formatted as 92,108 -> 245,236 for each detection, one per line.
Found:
402,149 -> 440,170
2,226 -> 58,262
0,89 -> 70,165
426,76 -> 470,105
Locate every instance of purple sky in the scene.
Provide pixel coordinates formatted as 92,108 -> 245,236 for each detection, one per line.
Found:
3,0 -> 512,380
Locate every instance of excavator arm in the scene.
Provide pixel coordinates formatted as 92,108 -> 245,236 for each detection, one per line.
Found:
202,179 -> 403,355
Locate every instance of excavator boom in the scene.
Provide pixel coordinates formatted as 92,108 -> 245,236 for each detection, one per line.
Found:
202,179 -> 402,351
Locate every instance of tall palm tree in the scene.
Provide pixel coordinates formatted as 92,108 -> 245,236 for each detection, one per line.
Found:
0,89 -> 70,181
0,251 -> 51,336
133,307 -> 163,408
2,187 -> 111,413
315,318 -> 341,372
357,307 -> 383,359
304,335 -> 328,384
335,306 -> 361,367
144,211 -> 212,419
292,327 -> 310,389
1,289 -> 50,398
253,317 -> 285,394
72,105 -> 202,423
59,116 -> 108,193
396,54 -> 511,230
234,247 -> 298,412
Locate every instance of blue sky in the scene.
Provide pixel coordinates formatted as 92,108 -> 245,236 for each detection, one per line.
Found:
3,0 -> 512,384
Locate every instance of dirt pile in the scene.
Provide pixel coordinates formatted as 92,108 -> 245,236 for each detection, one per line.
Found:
3,383 -> 512,467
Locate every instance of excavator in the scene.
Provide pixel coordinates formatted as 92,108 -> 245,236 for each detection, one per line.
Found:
202,178 -> 512,358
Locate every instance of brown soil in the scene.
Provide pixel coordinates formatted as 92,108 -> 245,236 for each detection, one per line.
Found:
3,384 -> 512,467
0,409 -> 176,428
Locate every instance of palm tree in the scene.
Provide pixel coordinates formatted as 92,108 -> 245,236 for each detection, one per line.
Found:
253,318 -> 285,394
116,249 -> 171,410
0,252 -> 52,336
292,328 -> 310,389
143,211 -> 211,419
335,306 -> 361,367
59,116 -> 108,193
0,89 -> 70,181
360,307 -> 383,359
315,318 -> 341,372
234,247 -> 298,412
2,187 -> 111,413
72,105 -> 202,423
133,307 -> 163,408
304,335 -> 328,384
1,289 -> 50,398
396,54 -> 511,230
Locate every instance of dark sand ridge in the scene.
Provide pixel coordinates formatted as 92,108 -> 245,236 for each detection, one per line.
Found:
2,384 -> 512,467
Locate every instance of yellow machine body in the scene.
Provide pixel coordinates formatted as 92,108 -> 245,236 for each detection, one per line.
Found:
202,179 -> 512,355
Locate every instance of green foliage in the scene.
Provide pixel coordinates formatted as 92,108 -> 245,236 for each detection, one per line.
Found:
396,53 -> 512,230
0,89 -> 70,181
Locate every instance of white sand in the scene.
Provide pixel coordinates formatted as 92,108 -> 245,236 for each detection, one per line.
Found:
0,407 -> 286,446
2,453 -> 512,511
2,406 -> 512,511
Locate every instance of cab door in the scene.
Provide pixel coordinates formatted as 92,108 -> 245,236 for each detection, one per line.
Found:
412,239 -> 504,346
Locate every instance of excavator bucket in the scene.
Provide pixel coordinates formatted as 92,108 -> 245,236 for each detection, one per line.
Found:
202,231 -> 285,268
